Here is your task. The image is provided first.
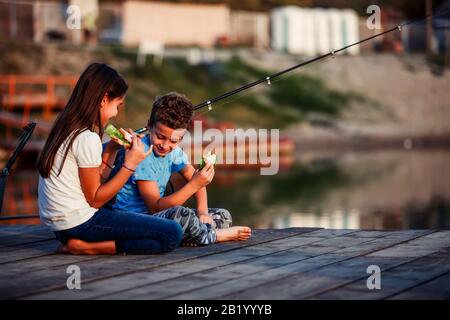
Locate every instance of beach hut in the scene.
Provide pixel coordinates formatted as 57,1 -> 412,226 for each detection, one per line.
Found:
97,2 -> 123,44
341,9 -> 360,55
270,7 -> 285,52
284,7 -> 304,55
271,6 -> 315,56
33,1 -> 68,42
230,11 -> 269,49
271,6 -> 360,56
121,1 -> 230,48
433,0 -> 450,55
313,8 -> 331,55
328,8 -> 344,53
0,0 -> 34,41
271,6 -> 298,53
298,8 -> 316,56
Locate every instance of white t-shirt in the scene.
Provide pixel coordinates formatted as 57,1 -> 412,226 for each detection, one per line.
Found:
38,130 -> 102,231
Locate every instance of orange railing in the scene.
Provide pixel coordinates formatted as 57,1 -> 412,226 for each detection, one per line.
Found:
0,75 -> 77,121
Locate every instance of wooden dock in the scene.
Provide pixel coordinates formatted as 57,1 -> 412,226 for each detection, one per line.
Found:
0,225 -> 449,300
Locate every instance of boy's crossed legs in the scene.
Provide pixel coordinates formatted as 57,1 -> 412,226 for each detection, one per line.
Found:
154,206 -> 251,245
56,206 -> 250,254
191,208 -> 233,229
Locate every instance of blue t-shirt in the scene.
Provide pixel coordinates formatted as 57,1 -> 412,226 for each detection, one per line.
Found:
108,135 -> 188,213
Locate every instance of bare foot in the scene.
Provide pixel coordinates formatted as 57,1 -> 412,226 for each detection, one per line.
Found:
216,226 -> 252,243
65,239 -> 116,255
66,239 -> 94,255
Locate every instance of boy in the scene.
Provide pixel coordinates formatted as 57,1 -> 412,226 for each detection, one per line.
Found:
106,92 -> 251,245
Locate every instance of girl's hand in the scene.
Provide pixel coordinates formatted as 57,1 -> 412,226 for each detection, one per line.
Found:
124,135 -> 153,169
191,162 -> 215,189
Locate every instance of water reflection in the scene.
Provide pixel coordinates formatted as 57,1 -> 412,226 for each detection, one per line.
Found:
1,149 -> 450,230
191,150 -> 450,230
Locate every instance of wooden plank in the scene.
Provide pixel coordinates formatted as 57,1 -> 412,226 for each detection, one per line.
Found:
0,235 -> 55,248
309,230 -> 450,299
306,235 -> 384,248
25,234 -> 333,300
0,255 -> 104,278
1,229 -> 318,280
2,228 -> 318,299
8,234 -> 321,296
366,230 -> 450,258
161,230 -> 433,300
86,230 -> 422,299
2,227 -> 441,300
0,225 -> 46,231
381,229 -> 441,239
389,271 -> 450,300
0,240 -> 59,264
344,230 -> 391,238
0,225 -> 54,247
0,224 -> 51,231
314,257 -> 450,300
0,236 -> 56,251
227,256 -> 417,300
298,229 -> 357,238
427,247 -> 450,259
101,239 -> 377,299
0,227 -> 316,267
229,230 -> 447,300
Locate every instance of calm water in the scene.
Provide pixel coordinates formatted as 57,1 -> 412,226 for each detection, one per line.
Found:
1,149 -> 450,230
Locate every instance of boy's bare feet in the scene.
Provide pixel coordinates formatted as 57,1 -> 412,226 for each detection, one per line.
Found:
216,226 -> 252,243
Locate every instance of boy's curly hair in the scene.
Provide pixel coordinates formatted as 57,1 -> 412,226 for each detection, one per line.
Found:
148,92 -> 194,129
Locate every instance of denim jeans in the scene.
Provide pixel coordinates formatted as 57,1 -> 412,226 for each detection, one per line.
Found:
54,207 -> 183,255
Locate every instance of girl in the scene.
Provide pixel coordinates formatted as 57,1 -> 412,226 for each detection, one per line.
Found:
37,62 -> 184,255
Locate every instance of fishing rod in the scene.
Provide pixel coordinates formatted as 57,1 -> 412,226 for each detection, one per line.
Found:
0,122 -> 36,214
193,8 -> 450,112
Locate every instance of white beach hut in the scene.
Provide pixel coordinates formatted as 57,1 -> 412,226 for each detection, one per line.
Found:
297,8 -> 315,56
313,8 -> 331,55
270,7 -> 285,51
271,6 -> 316,55
271,6 -> 360,56
271,6 -> 301,53
341,9 -> 360,55
327,8 -> 344,53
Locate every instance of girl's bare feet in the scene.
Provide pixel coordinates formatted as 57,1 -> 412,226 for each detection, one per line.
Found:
216,226 -> 252,243
56,239 -> 116,255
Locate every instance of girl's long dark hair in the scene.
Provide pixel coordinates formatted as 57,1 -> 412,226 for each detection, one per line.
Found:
37,63 -> 128,178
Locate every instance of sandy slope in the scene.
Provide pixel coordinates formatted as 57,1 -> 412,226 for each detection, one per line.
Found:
247,52 -> 450,139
